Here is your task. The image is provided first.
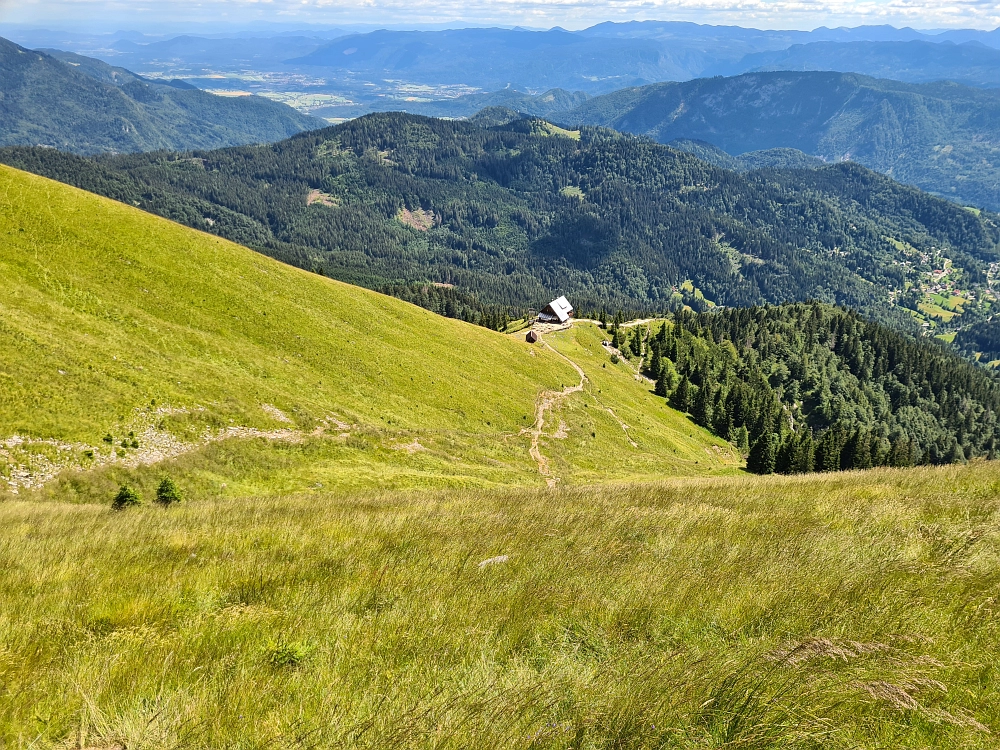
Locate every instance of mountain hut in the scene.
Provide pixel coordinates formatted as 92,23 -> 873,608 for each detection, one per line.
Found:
537,296 -> 573,324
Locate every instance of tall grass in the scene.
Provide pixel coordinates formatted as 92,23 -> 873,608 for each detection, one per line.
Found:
2,463 -> 998,748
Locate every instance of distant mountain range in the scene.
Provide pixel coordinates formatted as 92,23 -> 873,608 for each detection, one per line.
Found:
286,24 -> 1000,94
0,37 -> 322,154
6,22 -> 996,109
553,71 -> 1000,211
730,40 -> 1000,88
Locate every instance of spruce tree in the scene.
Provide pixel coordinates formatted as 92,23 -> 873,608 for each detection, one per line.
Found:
692,380 -> 713,427
747,434 -> 778,475
671,375 -> 691,413
112,484 -> 142,511
654,368 -> 669,398
156,477 -> 184,505
733,425 -> 750,456
649,346 -> 662,379
815,428 -> 842,472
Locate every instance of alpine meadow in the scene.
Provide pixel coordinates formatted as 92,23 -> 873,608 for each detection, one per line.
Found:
4,9 -> 1000,750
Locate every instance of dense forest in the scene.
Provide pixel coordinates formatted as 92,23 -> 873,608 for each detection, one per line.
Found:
2,112 -> 998,329
622,302 -> 1000,473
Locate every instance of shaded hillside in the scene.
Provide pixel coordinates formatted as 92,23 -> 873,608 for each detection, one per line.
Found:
0,37 -> 321,154
667,139 -> 825,171
3,112 -> 998,329
556,71 -> 1000,211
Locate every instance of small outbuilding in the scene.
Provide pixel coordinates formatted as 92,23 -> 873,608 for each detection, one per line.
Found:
538,296 -> 574,324
526,330 -> 540,343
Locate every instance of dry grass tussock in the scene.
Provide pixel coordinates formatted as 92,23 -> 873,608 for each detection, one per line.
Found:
2,463 -> 1000,748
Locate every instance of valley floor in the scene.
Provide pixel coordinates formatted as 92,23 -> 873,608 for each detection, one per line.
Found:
3,463 -> 999,748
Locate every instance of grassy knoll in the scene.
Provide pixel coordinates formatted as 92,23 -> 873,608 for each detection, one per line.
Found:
2,463 -> 999,747
0,164 -> 735,496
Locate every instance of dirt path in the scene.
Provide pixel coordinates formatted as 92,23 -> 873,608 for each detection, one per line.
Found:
527,340 -> 588,487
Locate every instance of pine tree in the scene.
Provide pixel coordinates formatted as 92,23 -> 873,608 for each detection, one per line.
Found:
611,327 -> 623,351
815,428 -> 842,472
792,432 -> 815,474
649,345 -> 662,379
112,484 -> 142,511
775,435 -> 795,474
630,328 -> 643,358
692,379 -> 713,427
654,368 -> 669,398
747,434 -> 778,475
671,375 -> 691,413
156,476 -> 184,505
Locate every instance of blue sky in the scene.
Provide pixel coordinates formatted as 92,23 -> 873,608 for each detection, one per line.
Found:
1,0 -> 998,31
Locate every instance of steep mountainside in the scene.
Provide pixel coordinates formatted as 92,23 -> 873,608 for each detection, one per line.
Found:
556,71 -> 1000,212
0,37 -> 321,154
0,163 -> 737,497
3,112 -> 998,332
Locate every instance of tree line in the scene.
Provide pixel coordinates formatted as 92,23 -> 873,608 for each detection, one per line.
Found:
610,302 -> 1000,474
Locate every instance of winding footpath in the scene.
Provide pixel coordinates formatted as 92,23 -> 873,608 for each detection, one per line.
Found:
527,340 -> 588,487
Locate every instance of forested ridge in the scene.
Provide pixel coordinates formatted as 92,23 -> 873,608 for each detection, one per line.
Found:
2,111 -> 998,329
555,71 -> 1000,212
623,302 -> 1000,473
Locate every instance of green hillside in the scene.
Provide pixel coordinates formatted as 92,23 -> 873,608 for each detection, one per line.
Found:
0,164 -> 737,498
556,71 -> 1000,212
3,112 -> 999,335
0,37 -> 321,154
4,162 -> 1000,749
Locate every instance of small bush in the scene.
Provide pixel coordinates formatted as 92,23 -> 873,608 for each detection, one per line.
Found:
156,477 -> 183,505
610,354 -> 620,364
266,639 -> 314,668
111,484 -> 142,510
102,434 -> 114,444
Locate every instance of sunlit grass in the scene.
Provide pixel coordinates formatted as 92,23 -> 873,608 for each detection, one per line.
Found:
2,463 -> 999,748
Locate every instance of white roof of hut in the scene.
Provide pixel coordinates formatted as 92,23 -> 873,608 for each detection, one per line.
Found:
540,296 -> 574,323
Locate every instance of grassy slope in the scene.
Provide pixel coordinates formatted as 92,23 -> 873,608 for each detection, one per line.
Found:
2,165 -> 999,748
0,164 -> 735,497
2,464 -> 999,747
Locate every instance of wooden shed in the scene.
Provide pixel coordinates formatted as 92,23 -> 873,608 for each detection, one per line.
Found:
526,330 -> 539,343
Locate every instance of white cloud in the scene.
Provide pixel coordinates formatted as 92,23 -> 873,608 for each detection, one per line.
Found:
1,0 -> 998,30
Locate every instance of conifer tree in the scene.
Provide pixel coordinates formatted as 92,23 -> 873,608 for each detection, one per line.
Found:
655,368 -> 669,398
692,379 -> 713,427
649,345 -> 662,379
671,375 -> 691,413
747,434 -> 778,475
